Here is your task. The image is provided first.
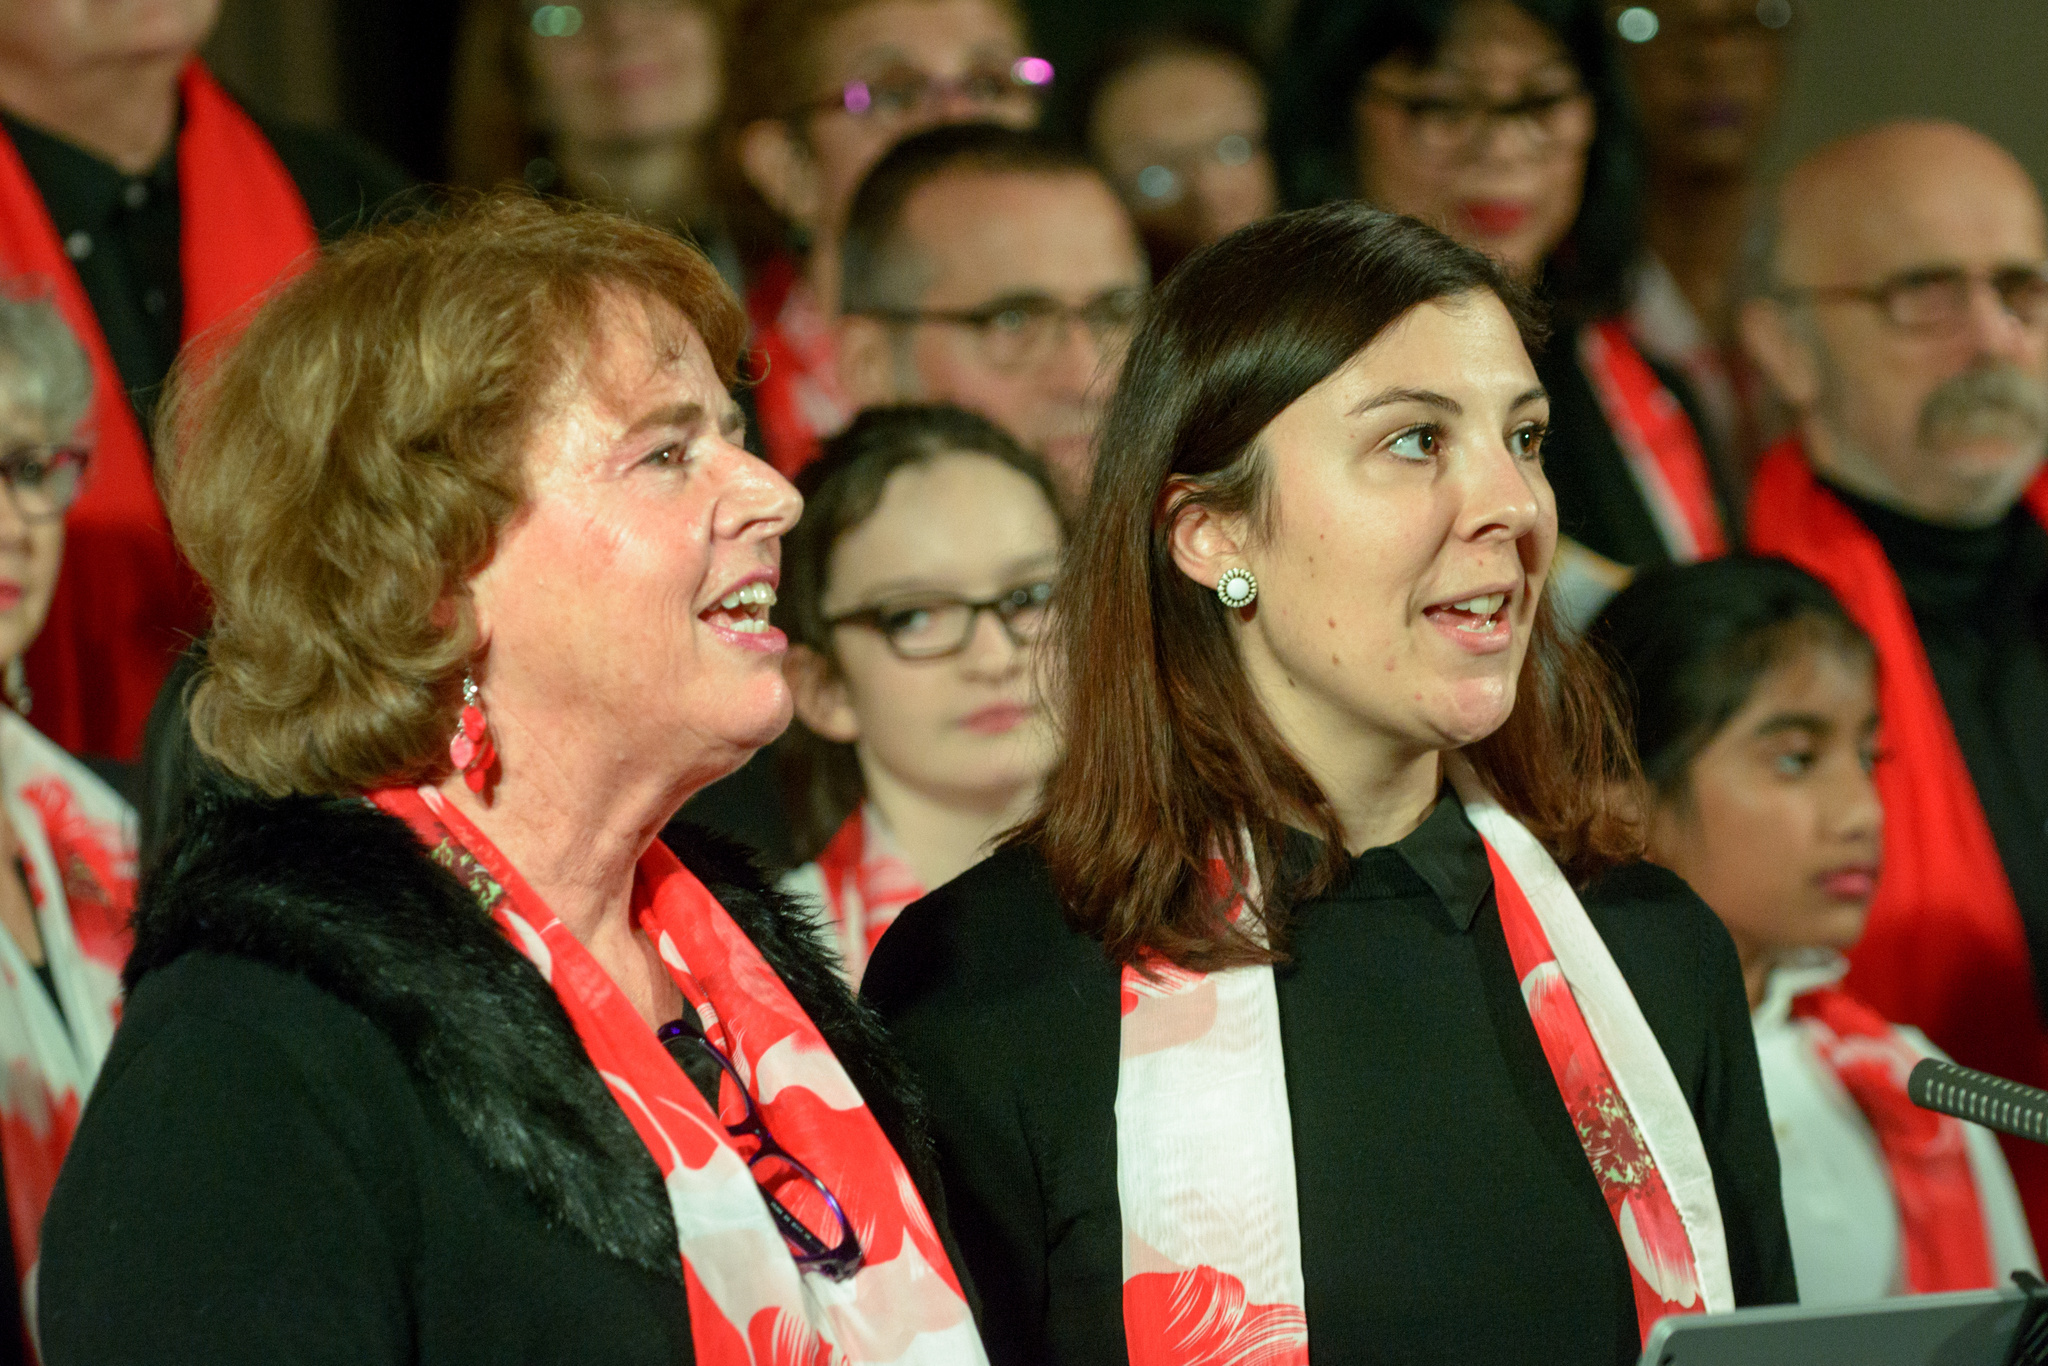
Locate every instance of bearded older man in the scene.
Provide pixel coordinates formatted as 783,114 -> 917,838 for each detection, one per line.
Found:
1741,119 -> 2048,1241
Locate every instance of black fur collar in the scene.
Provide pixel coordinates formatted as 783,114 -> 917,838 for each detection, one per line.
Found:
129,784 -> 941,1281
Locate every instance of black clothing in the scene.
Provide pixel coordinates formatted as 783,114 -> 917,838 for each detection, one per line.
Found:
863,799 -> 1797,1366
1828,481 -> 2048,1007
2,102 -> 410,425
1538,330 -> 1737,570
41,784 -> 958,1364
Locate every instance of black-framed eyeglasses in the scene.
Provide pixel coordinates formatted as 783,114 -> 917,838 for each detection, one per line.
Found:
1364,83 -> 1594,157
657,1013 -> 864,1281
0,444 -> 88,523
804,55 -> 1054,120
1775,264 -> 2048,334
825,579 -> 1055,661
855,288 -> 1144,372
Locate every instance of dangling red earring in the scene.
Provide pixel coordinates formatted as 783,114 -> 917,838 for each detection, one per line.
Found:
449,670 -> 496,796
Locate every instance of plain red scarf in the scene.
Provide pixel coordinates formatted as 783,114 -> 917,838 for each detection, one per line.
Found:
0,61 -> 316,761
1747,437 -> 2048,1242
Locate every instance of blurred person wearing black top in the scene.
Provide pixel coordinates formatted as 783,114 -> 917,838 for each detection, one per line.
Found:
1619,0 -> 1793,478
1740,119 -> 2048,1246
446,0 -> 740,281
1274,0 -> 1733,615
864,203 -> 1793,1365
0,0 -> 407,773
1080,22 -> 1279,278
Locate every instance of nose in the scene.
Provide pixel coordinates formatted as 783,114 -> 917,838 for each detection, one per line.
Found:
713,440 -> 803,541
1453,435 -> 1542,544
1042,314 -> 1112,401
957,605 -> 1025,679
1824,750 -> 1885,852
1961,275 -> 2037,366
0,478 -> 32,548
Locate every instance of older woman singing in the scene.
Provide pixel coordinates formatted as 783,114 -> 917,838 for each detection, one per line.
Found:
863,203 -> 1795,1365
38,196 -> 984,1366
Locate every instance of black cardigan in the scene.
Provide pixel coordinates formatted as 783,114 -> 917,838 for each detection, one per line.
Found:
39,785 -> 957,1365
863,813 -> 1797,1366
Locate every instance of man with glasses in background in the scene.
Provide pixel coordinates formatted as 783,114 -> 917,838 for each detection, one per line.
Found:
1742,119 -> 2048,1247
835,123 -> 1148,508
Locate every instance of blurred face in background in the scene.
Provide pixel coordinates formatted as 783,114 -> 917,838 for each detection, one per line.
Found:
1647,638 -> 1881,987
522,0 -> 722,147
1090,47 -> 1278,274
1620,0 -> 1788,183
741,0 -> 1040,243
1744,124 -> 2048,526
792,451 -> 1061,817
0,0 -> 218,72
840,167 -> 1147,507
1352,0 -> 1593,278
0,389 -> 77,669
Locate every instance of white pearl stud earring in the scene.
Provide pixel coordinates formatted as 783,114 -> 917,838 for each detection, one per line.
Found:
1215,567 -> 1258,609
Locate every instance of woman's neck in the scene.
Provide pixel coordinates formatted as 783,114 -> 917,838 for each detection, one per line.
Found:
856,756 -> 1038,892
433,706 -> 706,1025
0,49 -> 184,173
556,133 -> 709,226
1644,162 -> 1757,345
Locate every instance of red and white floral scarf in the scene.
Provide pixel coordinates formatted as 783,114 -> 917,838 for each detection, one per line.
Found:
1114,758 -> 1733,1362
0,710 -> 132,1357
1789,983 -> 1996,1292
369,785 -> 986,1366
782,804 -> 924,989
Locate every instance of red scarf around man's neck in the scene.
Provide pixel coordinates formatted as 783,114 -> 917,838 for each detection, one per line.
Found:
1747,436 -> 2048,1242
0,61 -> 316,761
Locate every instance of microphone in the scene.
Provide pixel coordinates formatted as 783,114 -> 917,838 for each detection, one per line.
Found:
1908,1057 -> 2048,1145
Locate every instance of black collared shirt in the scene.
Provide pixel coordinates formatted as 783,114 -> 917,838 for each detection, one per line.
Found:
1827,482 -> 2048,1005
1,103 -> 411,429
865,798 -> 1796,1365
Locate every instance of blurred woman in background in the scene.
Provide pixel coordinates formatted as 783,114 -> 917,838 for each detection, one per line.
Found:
776,405 -> 1063,986
865,203 -> 1792,1365
1593,555 -> 2037,1305
448,0 -> 738,276
1081,21 -> 1280,277
1274,0 -> 1732,604
723,0 -> 1051,475
0,291 -> 129,1366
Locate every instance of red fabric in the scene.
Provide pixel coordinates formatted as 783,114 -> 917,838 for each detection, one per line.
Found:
367,784 -> 978,1363
809,805 -> 923,986
1488,843 -> 1703,1340
0,62 -> 316,761
746,254 -> 851,480
1581,318 -> 1728,561
1789,985 -> 1996,1292
1747,437 -> 2048,1244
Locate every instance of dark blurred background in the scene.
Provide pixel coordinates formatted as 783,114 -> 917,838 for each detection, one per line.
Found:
202,0 -> 2048,191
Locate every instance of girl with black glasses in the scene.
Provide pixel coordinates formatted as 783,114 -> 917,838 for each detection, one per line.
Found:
776,405 -> 1064,985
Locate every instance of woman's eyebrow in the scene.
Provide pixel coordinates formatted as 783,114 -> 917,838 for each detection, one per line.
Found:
1350,387 -> 1460,416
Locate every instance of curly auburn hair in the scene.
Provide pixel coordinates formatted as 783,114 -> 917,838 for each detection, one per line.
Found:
160,190 -> 747,798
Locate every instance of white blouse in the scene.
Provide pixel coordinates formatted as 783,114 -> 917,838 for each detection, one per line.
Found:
1753,953 -> 2038,1305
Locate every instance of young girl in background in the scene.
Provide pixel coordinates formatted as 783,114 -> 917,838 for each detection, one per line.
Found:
1593,555 -> 2038,1305
775,405 -> 1063,984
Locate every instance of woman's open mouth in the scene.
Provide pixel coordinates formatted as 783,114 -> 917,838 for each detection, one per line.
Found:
1423,590 -> 1514,652
700,579 -> 784,650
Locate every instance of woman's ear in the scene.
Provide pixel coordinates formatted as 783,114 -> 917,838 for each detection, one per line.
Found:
736,118 -> 821,231
784,644 -> 859,743
1165,481 -> 1249,595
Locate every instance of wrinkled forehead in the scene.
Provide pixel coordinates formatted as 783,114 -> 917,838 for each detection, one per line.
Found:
1781,149 -> 2048,283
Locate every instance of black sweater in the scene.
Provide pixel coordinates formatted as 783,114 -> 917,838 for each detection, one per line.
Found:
39,787 -> 956,1365
863,799 -> 1797,1365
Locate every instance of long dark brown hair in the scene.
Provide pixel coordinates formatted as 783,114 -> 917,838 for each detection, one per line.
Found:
1018,201 -> 1642,971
